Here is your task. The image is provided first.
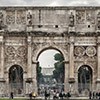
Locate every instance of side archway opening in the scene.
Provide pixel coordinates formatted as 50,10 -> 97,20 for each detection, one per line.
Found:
78,65 -> 92,93
9,65 -> 23,94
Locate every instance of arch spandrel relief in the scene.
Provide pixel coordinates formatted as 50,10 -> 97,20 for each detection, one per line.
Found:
32,45 -> 68,62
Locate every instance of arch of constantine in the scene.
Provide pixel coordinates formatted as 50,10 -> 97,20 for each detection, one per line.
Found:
0,6 -> 99,96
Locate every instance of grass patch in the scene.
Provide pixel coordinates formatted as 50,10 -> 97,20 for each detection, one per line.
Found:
0,98 -> 29,100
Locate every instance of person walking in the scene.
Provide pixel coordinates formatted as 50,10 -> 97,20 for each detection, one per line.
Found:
89,91 -> 92,99
29,92 -> 32,100
10,92 -> 14,99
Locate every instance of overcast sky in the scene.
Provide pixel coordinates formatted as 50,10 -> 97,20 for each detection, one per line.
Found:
38,50 -> 59,68
0,0 -> 100,6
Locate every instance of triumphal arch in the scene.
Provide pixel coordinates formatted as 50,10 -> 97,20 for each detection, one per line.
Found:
0,6 -> 100,96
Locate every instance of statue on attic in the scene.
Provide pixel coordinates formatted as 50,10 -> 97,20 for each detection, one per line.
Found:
27,12 -> 32,26
69,12 -> 74,27
0,12 -> 4,30
97,12 -> 100,30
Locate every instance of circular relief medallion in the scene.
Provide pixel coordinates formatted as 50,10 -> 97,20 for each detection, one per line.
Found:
86,46 -> 96,57
6,46 -> 15,55
75,46 -> 85,57
17,46 -> 26,57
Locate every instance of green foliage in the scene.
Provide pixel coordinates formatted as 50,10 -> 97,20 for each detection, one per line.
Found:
54,53 -> 64,61
37,64 -> 44,84
53,53 -> 65,83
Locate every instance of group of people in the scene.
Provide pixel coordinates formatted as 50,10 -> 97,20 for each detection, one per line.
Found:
53,91 -> 71,100
44,89 -> 71,100
89,91 -> 100,99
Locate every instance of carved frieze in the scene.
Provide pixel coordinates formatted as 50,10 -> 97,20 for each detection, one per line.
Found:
74,46 -> 85,57
16,10 -> 26,24
86,46 -> 96,57
6,10 -> 15,24
75,37 -> 96,45
76,10 -> 85,24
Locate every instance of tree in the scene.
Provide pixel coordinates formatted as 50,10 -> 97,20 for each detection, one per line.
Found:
37,64 -> 44,84
53,53 -> 65,83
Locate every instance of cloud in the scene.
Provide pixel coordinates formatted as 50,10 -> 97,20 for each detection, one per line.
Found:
0,0 -> 27,6
67,0 -> 100,6
0,0 -> 100,6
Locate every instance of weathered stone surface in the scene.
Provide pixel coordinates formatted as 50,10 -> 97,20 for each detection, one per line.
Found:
0,6 -> 99,96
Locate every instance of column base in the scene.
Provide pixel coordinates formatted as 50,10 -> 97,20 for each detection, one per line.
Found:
0,79 -> 6,96
0,78 -> 6,82
96,79 -> 100,83
96,79 -> 100,91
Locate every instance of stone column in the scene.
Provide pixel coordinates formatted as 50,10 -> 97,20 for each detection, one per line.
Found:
96,37 -> 100,89
27,36 -> 32,78
69,36 -> 75,82
5,72 -> 9,96
23,72 -> 27,95
32,61 -> 38,93
64,62 -> 69,92
0,35 -> 4,79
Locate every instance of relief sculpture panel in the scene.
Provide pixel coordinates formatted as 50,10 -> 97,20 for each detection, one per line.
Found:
17,46 -> 27,62
6,10 -> 15,24
5,46 -> 16,61
16,10 -> 26,24
74,46 -> 85,57
86,46 -> 96,57
86,10 -> 95,24
76,10 -> 85,24
5,45 -> 27,63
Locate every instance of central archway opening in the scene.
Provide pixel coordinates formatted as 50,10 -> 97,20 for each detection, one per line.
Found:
9,65 -> 23,94
78,65 -> 92,93
37,49 -> 65,94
